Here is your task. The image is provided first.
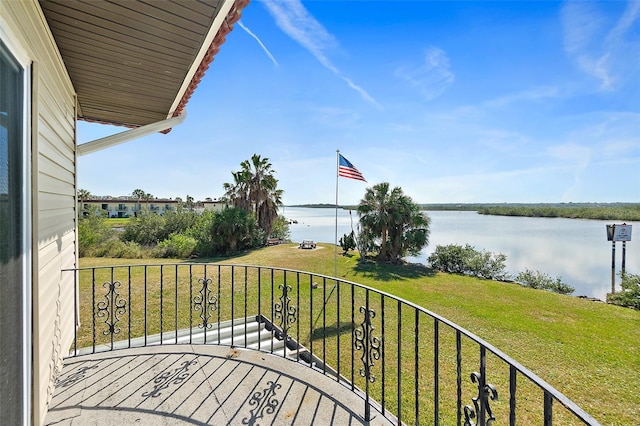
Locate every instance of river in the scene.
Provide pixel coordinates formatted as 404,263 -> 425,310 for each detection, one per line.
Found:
284,207 -> 638,300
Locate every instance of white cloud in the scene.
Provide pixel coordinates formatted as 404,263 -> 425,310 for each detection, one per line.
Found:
261,0 -> 379,107
483,86 -> 560,108
561,0 -> 640,91
395,47 -> 455,101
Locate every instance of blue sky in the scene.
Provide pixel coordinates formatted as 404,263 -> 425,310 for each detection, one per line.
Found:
78,0 -> 640,205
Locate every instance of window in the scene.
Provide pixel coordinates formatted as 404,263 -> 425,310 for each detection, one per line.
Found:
0,38 -> 26,425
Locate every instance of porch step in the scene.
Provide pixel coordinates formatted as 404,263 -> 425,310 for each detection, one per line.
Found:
71,316 -> 311,363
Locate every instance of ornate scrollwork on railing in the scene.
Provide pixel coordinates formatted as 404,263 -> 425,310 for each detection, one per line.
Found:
242,380 -> 282,425
193,277 -> 218,329
274,284 -> 297,339
96,281 -> 127,336
354,306 -> 381,383
464,371 -> 498,426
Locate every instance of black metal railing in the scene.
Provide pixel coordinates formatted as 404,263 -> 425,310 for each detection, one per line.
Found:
65,263 -> 600,425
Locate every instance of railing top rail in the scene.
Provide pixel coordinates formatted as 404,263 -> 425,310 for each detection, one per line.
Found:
65,262 -> 599,424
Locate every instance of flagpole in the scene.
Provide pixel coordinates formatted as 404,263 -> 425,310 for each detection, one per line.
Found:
334,149 -> 340,278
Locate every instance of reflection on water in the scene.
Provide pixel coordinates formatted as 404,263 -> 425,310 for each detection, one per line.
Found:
285,207 -> 638,300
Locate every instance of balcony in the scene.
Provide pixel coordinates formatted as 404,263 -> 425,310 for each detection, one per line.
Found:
47,264 -> 599,425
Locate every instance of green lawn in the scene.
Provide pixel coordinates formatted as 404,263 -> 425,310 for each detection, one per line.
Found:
81,243 -> 639,425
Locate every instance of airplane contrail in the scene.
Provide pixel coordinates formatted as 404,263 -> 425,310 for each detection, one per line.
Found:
238,20 -> 279,66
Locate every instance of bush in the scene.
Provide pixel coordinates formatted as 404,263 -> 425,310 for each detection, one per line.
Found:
269,215 -> 291,241
607,272 -> 640,310
96,240 -> 145,259
121,212 -> 166,245
515,269 -> 574,295
78,207 -> 113,257
427,244 -> 477,274
339,231 -> 356,254
428,244 -> 509,280
467,250 -> 510,281
155,234 -> 197,258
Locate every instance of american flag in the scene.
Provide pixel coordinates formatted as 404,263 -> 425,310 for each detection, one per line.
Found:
338,154 -> 366,182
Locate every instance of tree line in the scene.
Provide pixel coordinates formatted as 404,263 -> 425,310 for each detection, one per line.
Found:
477,204 -> 640,221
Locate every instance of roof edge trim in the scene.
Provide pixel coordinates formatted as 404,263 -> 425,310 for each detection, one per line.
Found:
171,0 -> 250,118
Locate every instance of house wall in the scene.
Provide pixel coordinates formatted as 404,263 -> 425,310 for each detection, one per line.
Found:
1,1 -> 77,425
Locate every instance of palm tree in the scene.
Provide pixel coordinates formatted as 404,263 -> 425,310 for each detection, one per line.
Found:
357,182 -> 430,264
223,154 -> 283,237
78,188 -> 92,202
358,182 -> 397,260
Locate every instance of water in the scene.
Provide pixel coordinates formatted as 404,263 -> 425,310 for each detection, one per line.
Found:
285,207 -> 639,300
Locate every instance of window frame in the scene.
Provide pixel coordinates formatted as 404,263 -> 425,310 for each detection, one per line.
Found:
0,24 -> 33,426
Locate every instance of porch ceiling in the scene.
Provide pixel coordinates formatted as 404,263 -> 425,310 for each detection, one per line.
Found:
38,0 -> 248,128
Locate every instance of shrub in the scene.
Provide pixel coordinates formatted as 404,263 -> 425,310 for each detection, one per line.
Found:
607,272 -> 640,310
427,244 -> 477,274
121,212 -> 166,245
97,240 -> 145,259
269,215 -> 291,241
339,231 -> 356,254
78,207 -> 113,257
155,234 -> 197,258
467,250 -> 510,281
515,269 -> 574,295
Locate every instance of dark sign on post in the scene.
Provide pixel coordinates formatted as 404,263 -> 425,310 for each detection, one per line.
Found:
606,224 -> 633,293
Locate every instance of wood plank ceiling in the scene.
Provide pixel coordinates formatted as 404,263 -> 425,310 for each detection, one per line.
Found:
39,0 -> 234,127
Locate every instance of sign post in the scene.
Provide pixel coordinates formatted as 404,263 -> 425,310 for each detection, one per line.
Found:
606,224 -> 633,293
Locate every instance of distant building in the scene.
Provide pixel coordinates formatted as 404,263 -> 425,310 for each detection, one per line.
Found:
80,197 -> 227,217
201,198 -> 228,213
80,197 -> 177,217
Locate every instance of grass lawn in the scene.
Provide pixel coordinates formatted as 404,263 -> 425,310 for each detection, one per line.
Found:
81,243 -> 640,425
105,217 -> 130,227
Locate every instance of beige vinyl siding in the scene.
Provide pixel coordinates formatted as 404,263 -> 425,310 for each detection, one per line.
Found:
2,1 -> 77,425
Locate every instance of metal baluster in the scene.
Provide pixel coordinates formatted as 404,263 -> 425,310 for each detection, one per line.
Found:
91,268 -> 96,353
415,309 -> 419,424
110,267 -> 115,349
322,276 -> 327,375
73,269 -> 77,355
397,300 -> 402,426
270,268 -> 274,354
128,266 -> 132,348
244,266 -> 248,348
457,331 -> 462,426
216,265 -> 221,344
351,283 -> 355,391
296,272 -> 300,362
160,265 -> 164,342
510,365 -> 516,426
231,265 -> 235,347
337,280 -> 341,381
434,318 -> 439,425
144,266 -> 148,346
479,346 -> 487,424
174,265 -> 178,344
258,267 -> 262,352
189,264 -> 193,344
544,391 -> 552,426
283,271 -> 287,358
309,274 -> 313,362
381,295 -> 386,415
